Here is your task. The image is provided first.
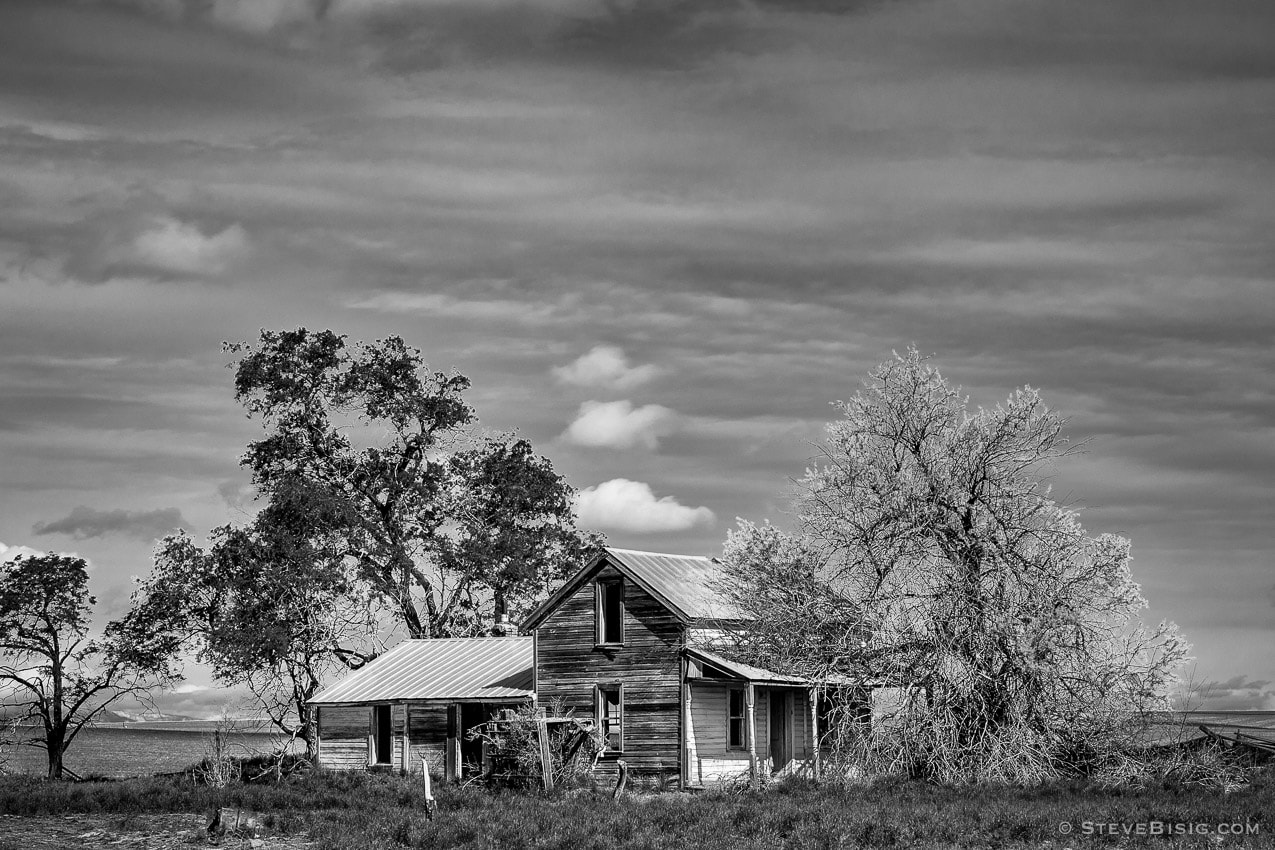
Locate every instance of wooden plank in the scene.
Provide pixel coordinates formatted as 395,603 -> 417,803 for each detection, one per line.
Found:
537,716 -> 554,790
402,705 -> 411,775
445,704 -> 460,782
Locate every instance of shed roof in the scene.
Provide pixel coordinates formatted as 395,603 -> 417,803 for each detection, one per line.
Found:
521,547 -> 745,630
310,637 -> 533,705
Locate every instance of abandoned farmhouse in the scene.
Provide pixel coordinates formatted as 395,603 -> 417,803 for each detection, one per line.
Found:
311,547 -> 850,789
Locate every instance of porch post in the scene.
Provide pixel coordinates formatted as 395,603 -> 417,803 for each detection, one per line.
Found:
745,682 -> 757,786
681,681 -> 693,789
809,687 -> 820,780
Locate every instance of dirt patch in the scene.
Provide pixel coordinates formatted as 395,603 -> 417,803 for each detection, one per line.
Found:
0,813 -> 314,850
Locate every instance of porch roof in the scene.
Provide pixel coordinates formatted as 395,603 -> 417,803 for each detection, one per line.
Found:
685,646 -> 811,687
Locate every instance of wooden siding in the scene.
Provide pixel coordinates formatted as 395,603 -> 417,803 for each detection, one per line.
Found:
317,702 -> 452,776
686,683 -> 766,786
316,705 -> 370,771
535,564 -> 684,780
406,703 -> 448,778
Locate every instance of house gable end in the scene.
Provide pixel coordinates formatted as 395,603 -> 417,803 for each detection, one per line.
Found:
522,549 -> 690,631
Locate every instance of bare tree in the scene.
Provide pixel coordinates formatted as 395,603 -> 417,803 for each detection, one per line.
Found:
0,553 -> 180,779
718,348 -> 1188,783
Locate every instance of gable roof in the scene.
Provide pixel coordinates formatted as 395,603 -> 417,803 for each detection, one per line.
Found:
310,637 -> 532,705
521,546 -> 745,630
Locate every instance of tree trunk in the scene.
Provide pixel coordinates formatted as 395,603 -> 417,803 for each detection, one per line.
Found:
46,731 -> 66,780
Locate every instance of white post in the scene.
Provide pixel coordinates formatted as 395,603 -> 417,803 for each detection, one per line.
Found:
809,687 -> 820,780
421,758 -> 435,819
681,682 -> 694,789
745,683 -> 757,786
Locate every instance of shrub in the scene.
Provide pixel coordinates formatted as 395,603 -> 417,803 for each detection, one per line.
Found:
466,700 -> 604,788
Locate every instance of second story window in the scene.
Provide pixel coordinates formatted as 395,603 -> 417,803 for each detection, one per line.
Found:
596,578 -> 624,645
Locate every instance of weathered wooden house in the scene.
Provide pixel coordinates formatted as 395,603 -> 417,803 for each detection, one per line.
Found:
309,637 -> 532,780
310,547 -> 836,788
522,547 -> 823,788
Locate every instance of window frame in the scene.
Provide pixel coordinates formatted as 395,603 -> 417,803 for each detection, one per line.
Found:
726,688 -> 746,750
596,683 -> 624,754
594,578 -> 625,647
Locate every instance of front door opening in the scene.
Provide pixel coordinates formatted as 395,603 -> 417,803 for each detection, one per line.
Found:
373,704 -> 393,765
769,691 -> 789,773
460,703 -> 486,775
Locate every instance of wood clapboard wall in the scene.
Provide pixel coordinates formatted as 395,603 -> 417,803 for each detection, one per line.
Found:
316,705 -> 371,770
536,564 -> 684,779
686,682 -> 768,786
407,703 -> 448,778
317,702 -> 451,775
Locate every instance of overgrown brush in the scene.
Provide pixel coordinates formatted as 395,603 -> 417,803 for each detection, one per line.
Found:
465,699 -> 604,789
1091,741 -> 1266,792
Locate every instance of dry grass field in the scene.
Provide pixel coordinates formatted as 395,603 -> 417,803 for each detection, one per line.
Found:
0,763 -> 1271,850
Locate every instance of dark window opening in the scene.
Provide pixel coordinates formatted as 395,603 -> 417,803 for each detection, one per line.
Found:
727,688 -> 745,749
597,579 -> 624,645
598,685 -> 623,752
373,704 -> 392,764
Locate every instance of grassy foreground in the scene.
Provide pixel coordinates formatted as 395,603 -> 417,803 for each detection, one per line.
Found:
0,768 -> 1271,849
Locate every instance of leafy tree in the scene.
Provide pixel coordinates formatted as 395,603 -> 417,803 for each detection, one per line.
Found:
0,553 -> 179,779
141,329 -> 599,750
143,475 -> 385,757
718,348 -> 1187,783
224,328 -> 598,640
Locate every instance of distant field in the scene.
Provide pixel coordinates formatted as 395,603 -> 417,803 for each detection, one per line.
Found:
1,726 -> 297,778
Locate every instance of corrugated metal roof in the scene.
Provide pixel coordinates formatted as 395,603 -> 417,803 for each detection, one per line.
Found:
686,647 -> 810,686
310,637 -> 533,704
605,548 -> 745,621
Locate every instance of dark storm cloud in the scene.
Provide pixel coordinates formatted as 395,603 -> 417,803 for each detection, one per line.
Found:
1193,676 -> 1275,711
33,506 -> 189,541
0,1 -> 363,140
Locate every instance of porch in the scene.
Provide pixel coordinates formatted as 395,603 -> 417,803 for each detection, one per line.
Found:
681,647 -> 819,788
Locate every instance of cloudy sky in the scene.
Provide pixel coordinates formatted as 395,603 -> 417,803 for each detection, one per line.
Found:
1,0 -> 1272,716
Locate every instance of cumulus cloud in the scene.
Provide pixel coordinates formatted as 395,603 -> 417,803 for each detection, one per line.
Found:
574,478 -> 714,533
131,216 -> 249,276
553,346 -> 660,391
32,505 -> 188,541
563,400 -> 676,450
59,213 -> 250,284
